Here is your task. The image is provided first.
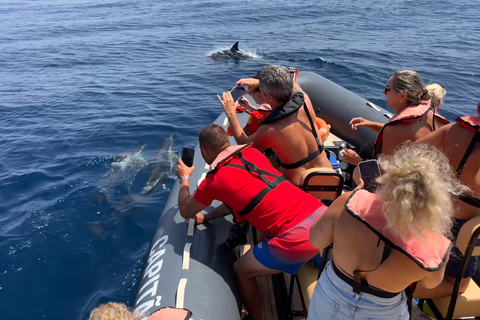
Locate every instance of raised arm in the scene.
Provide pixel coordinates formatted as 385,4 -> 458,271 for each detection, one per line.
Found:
236,78 -> 259,95
218,91 -> 254,145
177,159 -> 208,219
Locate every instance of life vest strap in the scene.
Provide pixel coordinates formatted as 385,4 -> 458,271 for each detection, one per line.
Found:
223,151 -> 287,216
456,129 -> 480,175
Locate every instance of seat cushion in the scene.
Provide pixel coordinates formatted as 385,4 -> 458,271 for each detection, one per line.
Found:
431,280 -> 480,317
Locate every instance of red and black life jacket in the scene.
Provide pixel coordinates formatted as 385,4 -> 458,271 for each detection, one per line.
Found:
373,101 -> 431,158
208,144 -> 287,216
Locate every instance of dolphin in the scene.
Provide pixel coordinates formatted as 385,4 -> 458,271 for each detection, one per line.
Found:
209,42 -> 253,60
140,135 -> 176,195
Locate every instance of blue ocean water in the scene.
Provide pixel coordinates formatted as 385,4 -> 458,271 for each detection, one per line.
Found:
0,0 -> 479,318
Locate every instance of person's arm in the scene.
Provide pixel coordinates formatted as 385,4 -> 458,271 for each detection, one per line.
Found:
342,149 -> 363,166
176,159 -> 207,219
309,192 -> 350,250
238,97 -> 256,112
218,91 -> 254,145
194,203 -> 232,224
236,78 -> 259,94
350,117 -> 384,132
417,263 -> 447,289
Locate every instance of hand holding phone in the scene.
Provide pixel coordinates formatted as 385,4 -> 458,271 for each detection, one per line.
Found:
229,85 -> 246,102
181,147 -> 195,167
358,159 -> 381,193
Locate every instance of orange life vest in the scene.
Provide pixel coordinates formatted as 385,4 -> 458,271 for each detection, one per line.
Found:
345,189 -> 451,270
373,100 -> 432,158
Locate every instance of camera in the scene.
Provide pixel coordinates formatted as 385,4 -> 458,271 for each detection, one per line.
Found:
225,222 -> 248,249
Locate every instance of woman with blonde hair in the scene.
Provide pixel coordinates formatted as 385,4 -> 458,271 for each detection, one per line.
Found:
308,143 -> 467,319
426,83 -> 449,129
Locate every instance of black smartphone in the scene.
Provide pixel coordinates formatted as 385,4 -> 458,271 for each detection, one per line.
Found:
181,147 -> 195,167
358,159 -> 381,193
230,85 -> 246,102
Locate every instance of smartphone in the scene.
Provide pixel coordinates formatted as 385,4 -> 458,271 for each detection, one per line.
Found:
358,159 -> 381,193
181,147 -> 195,167
230,85 -> 246,102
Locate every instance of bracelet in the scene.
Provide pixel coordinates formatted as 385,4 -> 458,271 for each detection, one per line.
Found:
179,176 -> 189,183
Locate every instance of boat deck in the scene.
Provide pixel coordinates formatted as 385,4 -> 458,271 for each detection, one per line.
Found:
239,226 -> 309,320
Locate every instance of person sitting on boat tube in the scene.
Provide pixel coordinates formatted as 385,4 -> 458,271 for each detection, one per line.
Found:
344,70 -> 434,182
176,124 -> 327,320
308,143 -> 467,320
413,101 -> 480,299
220,65 -> 332,186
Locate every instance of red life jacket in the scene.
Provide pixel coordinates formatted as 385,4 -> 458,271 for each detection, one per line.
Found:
456,115 -> 480,131
345,189 -> 451,270
373,100 -> 432,158
434,113 -> 449,125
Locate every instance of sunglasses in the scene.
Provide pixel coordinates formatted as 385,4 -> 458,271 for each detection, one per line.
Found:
384,84 -> 391,93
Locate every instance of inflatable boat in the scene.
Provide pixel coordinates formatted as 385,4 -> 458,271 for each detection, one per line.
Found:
133,71 -> 393,319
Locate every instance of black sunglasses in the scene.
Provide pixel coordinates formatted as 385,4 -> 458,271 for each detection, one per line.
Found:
384,84 -> 391,92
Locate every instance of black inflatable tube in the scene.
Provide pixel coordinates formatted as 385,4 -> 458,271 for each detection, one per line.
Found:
297,71 -> 391,148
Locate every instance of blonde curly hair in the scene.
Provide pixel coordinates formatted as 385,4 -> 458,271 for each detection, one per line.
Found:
376,142 -> 468,241
89,302 -> 137,320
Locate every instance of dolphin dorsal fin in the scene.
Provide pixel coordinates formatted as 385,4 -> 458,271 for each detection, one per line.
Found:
230,42 -> 239,52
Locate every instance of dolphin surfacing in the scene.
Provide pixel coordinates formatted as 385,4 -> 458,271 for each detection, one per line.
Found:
209,42 -> 253,60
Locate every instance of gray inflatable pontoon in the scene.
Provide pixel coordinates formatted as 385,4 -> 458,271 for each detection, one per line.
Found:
133,71 -> 391,319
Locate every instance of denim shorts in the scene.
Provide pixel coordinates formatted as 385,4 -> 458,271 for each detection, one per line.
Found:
307,260 -> 409,320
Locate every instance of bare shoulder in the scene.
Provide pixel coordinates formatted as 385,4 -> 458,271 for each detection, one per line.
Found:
327,192 -> 351,214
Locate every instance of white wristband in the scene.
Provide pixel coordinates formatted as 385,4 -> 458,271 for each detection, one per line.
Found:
179,176 -> 189,183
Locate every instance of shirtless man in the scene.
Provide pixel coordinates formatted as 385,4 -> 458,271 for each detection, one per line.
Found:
219,65 -> 331,186
414,101 -> 480,298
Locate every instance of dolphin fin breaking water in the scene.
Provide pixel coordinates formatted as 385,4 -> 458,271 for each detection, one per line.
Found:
209,42 -> 256,60
230,41 -> 239,52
